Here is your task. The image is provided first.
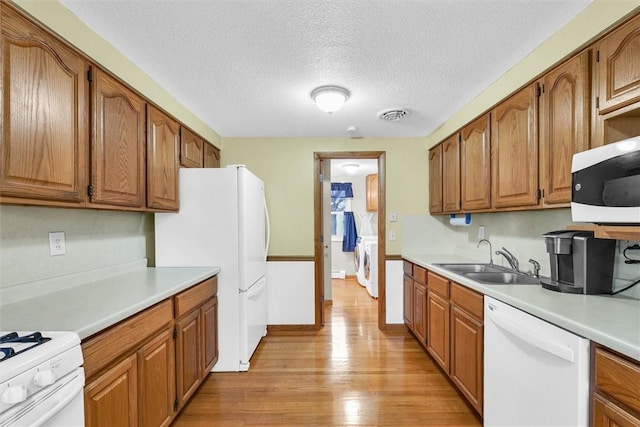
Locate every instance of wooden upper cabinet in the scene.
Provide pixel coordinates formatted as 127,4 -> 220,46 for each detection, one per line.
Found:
460,114 -> 491,211
428,144 -> 443,214
180,128 -> 204,168
0,4 -> 88,205
203,143 -> 220,168
539,50 -> 591,207
90,67 -> 146,208
597,14 -> 640,114
147,106 -> 180,210
366,174 -> 378,212
491,84 -> 539,209
442,134 -> 461,213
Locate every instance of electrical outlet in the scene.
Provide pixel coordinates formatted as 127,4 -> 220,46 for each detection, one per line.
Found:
478,226 -> 485,240
49,232 -> 66,256
389,230 -> 396,241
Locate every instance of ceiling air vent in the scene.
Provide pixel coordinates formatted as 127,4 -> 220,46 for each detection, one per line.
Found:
377,108 -> 409,122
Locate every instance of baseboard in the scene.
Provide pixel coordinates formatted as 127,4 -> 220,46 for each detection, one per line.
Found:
381,323 -> 408,334
267,324 -> 317,333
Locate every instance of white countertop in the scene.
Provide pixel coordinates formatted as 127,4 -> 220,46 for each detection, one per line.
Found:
403,253 -> 640,362
0,267 -> 220,340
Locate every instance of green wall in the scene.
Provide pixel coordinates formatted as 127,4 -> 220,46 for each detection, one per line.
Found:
221,137 -> 428,255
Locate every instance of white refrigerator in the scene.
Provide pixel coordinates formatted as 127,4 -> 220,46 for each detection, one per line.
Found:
155,166 -> 269,372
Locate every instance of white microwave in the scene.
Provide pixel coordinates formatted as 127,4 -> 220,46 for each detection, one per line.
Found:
571,136 -> 640,224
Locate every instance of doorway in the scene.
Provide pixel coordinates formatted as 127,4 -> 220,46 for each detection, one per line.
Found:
313,151 -> 386,330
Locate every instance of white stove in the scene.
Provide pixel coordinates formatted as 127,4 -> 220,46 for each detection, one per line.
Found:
0,331 -> 84,427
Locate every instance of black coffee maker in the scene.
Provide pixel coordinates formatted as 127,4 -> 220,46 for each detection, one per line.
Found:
540,230 -> 616,294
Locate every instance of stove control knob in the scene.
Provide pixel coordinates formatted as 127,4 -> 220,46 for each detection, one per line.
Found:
2,385 -> 27,404
34,370 -> 56,387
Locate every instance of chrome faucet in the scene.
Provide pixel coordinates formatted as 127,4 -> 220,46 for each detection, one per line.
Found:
477,239 -> 493,265
495,247 -> 519,271
528,259 -> 541,278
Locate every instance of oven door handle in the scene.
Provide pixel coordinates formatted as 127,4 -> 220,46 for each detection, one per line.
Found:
31,369 -> 85,426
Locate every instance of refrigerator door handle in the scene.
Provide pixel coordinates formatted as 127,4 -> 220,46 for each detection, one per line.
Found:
264,196 -> 270,262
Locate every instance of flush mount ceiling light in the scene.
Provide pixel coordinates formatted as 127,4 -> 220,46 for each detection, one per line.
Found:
342,163 -> 360,174
311,86 -> 350,114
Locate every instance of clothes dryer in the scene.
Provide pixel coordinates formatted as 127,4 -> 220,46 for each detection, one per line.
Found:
364,241 -> 378,298
355,235 -> 376,287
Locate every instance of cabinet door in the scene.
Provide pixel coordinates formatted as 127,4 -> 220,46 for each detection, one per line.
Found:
366,174 -> 378,212
147,106 -> 179,210
1,5 -> 88,204
403,274 -> 413,329
597,14 -> 640,114
91,67 -> 146,207
412,281 -> 427,345
593,393 -> 640,427
85,354 -> 138,427
450,306 -> 483,415
427,291 -> 450,373
176,309 -> 201,408
203,143 -> 220,168
180,128 -> 204,168
491,84 -> 539,209
428,145 -> 443,214
442,134 -> 460,212
138,328 -> 175,427
540,50 -> 591,206
460,114 -> 491,211
201,296 -> 219,375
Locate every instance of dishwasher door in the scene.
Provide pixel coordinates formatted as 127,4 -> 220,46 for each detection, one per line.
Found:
484,297 -> 590,427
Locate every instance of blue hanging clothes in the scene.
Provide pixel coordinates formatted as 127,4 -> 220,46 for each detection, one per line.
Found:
342,211 -> 358,252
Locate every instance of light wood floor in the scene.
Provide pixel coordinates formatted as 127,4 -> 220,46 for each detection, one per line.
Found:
172,278 -> 482,426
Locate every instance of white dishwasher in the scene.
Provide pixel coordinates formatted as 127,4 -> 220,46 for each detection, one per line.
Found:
484,297 -> 590,427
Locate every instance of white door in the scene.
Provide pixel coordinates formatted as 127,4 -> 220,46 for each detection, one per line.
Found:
322,160 -> 332,302
238,167 -> 267,291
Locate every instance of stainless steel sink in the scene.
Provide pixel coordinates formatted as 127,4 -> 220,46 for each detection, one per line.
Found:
463,272 -> 540,285
434,263 -> 503,273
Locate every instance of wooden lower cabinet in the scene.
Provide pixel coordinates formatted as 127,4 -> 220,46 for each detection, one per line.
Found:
427,291 -> 450,373
201,296 -> 219,375
592,345 -> 640,426
138,328 -> 175,427
176,308 -> 202,407
412,281 -> 427,345
85,354 -> 138,427
403,274 -> 413,329
83,276 -> 218,427
403,260 -> 484,417
450,306 -> 483,414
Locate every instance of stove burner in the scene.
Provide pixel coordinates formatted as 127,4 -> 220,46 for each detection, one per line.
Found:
0,332 -> 51,362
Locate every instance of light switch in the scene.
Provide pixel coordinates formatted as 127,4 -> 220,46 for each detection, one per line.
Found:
478,226 -> 485,240
390,211 -> 397,222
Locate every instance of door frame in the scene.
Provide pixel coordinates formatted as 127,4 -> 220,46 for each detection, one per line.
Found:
313,151 -> 387,330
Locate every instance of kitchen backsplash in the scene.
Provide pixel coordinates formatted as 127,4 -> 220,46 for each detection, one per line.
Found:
0,205 -> 152,289
403,209 -> 639,292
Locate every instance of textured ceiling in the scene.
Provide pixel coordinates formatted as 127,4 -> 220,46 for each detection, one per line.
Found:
60,0 -> 592,138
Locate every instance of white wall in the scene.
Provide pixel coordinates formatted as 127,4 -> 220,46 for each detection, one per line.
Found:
266,261 -> 315,325
386,260 -> 404,324
0,205 -> 151,289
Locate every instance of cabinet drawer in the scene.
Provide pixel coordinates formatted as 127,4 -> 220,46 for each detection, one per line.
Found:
595,347 -> 640,414
175,276 -> 218,318
403,260 -> 413,276
428,272 -> 449,298
450,282 -> 483,321
413,265 -> 427,285
82,299 -> 173,379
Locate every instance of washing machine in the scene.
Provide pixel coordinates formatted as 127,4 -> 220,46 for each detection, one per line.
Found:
355,235 -> 376,287
364,241 -> 378,298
